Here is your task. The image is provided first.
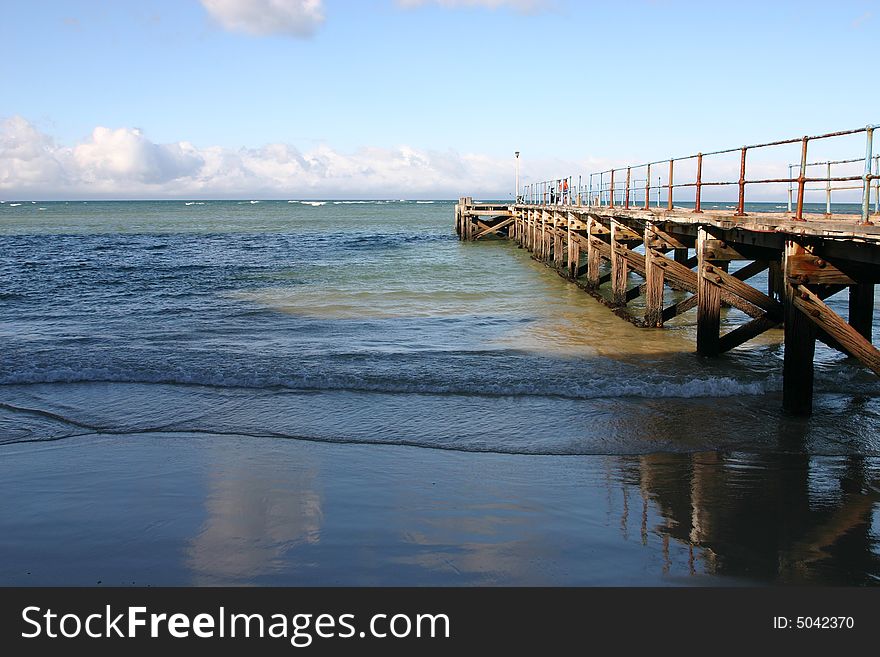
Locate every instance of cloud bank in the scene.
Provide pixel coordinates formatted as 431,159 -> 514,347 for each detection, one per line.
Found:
200,0 -> 325,37
3,117 -> 813,202
0,116 -> 538,199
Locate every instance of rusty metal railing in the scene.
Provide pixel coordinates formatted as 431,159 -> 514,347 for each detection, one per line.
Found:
786,156 -> 880,216
521,124 -> 879,225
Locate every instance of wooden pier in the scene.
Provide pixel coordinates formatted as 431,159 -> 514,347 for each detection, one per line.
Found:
454,195 -> 880,415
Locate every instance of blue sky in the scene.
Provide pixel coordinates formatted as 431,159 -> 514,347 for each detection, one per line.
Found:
1,0 -> 878,198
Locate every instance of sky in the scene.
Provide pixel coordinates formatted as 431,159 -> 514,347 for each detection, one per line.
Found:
1,0 -> 878,199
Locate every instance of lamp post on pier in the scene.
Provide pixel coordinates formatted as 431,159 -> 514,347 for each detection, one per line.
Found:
515,151 -> 520,203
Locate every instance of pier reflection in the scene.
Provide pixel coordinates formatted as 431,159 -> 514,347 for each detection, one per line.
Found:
176,438 -> 878,586
625,451 -> 880,584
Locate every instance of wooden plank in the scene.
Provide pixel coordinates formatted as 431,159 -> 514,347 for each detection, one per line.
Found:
473,216 -> 514,240
732,260 -> 768,282
649,250 -> 697,293
646,226 -> 690,250
616,243 -> 647,277
793,285 -> 880,377
467,211 -> 514,220
697,228 -> 722,356
702,239 -> 749,261
718,315 -> 780,353
661,295 -> 697,322
588,235 -> 612,259
626,283 -> 645,303
786,253 -> 856,285
610,224 -> 642,241
849,283 -> 874,341
703,264 -> 783,317
783,242 -> 817,415
589,220 -> 610,236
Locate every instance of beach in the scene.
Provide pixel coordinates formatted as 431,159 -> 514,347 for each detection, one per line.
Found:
2,430 -> 877,586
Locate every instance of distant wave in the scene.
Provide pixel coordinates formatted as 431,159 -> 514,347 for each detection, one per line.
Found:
300,201 -> 326,207
184,202 -> 206,206
415,201 -> 435,204
9,203 -> 22,207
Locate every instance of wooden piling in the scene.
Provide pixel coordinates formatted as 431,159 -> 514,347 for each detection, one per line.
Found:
696,228 -> 722,356
849,283 -> 874,341
586,217 -> 601,288
644,225 -> 665,327
782,241 -> 817,415
767,260 -> 782,301
554,212 -> 564,268
611,220 -> 629,306
567,212 -> 578,278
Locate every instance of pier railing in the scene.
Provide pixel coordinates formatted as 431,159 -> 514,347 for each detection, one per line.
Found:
522,124 -> 879,224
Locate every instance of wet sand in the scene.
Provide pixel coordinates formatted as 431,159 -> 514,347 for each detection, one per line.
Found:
1,433 -> 877,586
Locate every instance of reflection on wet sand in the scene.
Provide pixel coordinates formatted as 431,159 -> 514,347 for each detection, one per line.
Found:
187,447 -> 323,585
631,452 -> 880,584
178,440 -> 878,585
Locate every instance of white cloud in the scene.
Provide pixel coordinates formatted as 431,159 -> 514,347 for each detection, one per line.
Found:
0,116 -> 560,200
200,0 -> 324,37
73,127 -> 204,184
396,0 -> 554,12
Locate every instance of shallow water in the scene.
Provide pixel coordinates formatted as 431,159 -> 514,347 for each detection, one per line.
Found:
1,200 -> 878,585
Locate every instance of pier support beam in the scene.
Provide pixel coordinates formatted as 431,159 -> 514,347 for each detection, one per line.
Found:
849,283 -> 874,341
611,220 -> 629,306
567,213 -> 579,278
586,218 -> 601,288
527,209 -> 535,251
783,241 -> 817,415
696,228 -> 722,356
644,224 -> 665,327
768,260 -> 783,301
554,212 -> 565,268
543,209 -> 551,260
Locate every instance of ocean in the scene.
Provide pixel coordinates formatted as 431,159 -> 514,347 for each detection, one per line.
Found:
1,199 -> 878,585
